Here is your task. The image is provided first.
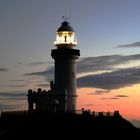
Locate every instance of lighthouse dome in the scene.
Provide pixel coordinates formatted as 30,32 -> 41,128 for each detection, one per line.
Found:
54,20 -> 77,47
57,21 -> 75,32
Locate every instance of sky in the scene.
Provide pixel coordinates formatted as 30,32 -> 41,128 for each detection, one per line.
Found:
0,0 -> 140,127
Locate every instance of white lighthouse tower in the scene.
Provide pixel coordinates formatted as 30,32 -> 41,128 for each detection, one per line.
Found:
27,19 -> 80,113
51,20 -> 80,112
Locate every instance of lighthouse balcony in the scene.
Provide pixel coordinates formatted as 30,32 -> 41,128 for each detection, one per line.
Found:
54,41 -> 77,46
51,48 -> 80,57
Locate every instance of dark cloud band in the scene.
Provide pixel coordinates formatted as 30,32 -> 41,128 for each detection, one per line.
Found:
23,54 -> 140,90
0,68 -> 8,72
117,42 -> 140,48
77,67 -> 140,90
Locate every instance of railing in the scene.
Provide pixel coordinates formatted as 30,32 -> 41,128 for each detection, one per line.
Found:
76,109 -> 119,117
0,110 -> 28,117
0,109 -> 121,118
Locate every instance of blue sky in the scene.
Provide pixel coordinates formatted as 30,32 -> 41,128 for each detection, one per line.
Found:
1,0 -> 140,127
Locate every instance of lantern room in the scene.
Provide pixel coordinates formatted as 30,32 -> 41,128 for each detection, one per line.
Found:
54,21 -> 77,48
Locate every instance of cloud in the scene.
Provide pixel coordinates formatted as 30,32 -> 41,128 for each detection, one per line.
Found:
77,54 -> 140,74
77,67 -> 140,90
16,61 -> 52,67
115,95 -> 129,98
101,97 -> 119,100
3,79 -> 28,89
24,54 -> 140,77
23,67 -> 54,79
0,92 -> 27,110
24,55 -> 119,84
0,102 -> 27,111
0,68 -> 8,72
16,62 -> 23,65
0,104 -> 16,110
7,84 -> 27,87
94,90 -> 110,94
88,90 -> 110,95
27,61 -> 48,66
9,79 -> 26,82
84,104 -> 94,106
117,42 -> 140,48
23,54 -> 140,90
0,92 -> 26,98
37,83 -> 50,87
101,95 -> 129,100
77,56 -> 114,73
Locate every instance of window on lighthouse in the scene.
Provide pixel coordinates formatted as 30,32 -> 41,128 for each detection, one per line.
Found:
72,72 -> 74,78
64,36 -> 67,42
54,31 -> 77,46
33,103 -> 36,110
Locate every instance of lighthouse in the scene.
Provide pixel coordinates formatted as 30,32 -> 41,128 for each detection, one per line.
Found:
51,20 -> 80,112
27,20 -> 80,113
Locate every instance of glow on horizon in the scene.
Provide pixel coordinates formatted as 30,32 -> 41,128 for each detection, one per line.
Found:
77,84 -> 140,120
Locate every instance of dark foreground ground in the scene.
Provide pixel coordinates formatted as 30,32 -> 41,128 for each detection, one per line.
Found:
0,113 -> 140,139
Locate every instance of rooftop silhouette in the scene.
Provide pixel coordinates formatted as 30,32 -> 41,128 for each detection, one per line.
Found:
0,111 -> 140,139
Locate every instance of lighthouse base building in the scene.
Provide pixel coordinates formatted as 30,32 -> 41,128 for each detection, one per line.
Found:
27,20 -> 80,113
27,82 -> 67,113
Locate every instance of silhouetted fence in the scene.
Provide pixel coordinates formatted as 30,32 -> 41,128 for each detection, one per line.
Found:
0,110 -> 28,118
0,109 -> 121,118
76,109 -> 120,117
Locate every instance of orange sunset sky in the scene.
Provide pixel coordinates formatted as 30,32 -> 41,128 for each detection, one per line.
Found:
77,85 -> 140,120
